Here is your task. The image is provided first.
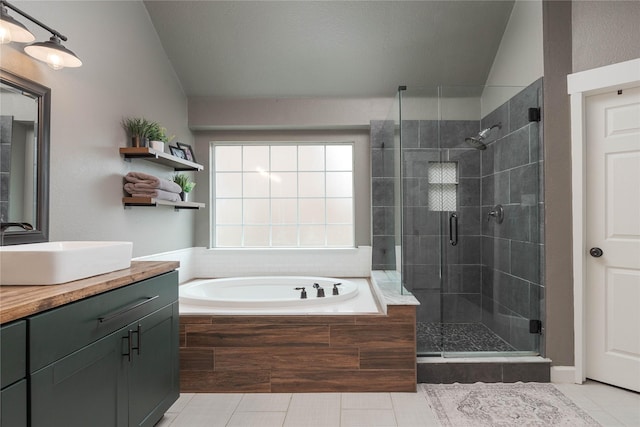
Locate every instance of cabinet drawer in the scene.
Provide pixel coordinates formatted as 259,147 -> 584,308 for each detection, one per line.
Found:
0,320 -> 26,388
0,379 -> 27,427
29,271 -> 178,373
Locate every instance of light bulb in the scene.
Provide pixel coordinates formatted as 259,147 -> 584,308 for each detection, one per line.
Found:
46,53 -> 63,70
0,25 -> 12,44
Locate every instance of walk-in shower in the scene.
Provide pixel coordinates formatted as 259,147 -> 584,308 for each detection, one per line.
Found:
371,81 -> 544,358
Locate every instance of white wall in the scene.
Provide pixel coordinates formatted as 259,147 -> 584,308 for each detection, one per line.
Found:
481,0 -> 544,116
0,1 -> 195,257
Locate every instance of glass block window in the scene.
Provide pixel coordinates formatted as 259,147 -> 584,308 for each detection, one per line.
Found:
428,162 -> 458,211
213,143 -> 354,248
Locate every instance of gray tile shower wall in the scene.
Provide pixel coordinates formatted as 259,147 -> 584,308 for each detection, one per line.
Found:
371,120 -> 398,270
480,78 -> 544,352
400,119 -> 483,324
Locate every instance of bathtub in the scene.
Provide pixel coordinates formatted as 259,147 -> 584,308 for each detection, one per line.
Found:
179,276 -> 381,314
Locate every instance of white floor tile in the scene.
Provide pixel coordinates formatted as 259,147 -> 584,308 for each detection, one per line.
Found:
283,393 -> 341,427
342,392 -> 393,409
227,411 -> 287,427
170,393 -> 242,427
390,392 -> 441,427
166,393 -> 195,413
341,409 -> 397,427
154,412 -> 178,427
236,393 -> 292,412
585,410 -> 626,427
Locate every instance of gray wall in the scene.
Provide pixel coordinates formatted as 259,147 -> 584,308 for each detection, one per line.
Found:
543,0 -> 640,367
572,1 -> 640,73
0,1 -> 195,257
542,0 -> 574,368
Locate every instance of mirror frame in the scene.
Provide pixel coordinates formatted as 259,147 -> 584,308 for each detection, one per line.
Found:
1,69 -> 50,245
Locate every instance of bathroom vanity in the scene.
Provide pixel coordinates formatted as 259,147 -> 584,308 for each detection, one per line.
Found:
0,261 -> 180,427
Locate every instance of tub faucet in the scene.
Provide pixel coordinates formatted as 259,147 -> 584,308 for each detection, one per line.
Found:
313,283 -> 325,298
0,222 -> 34,232
295,287 -> 307,299
333,283 -> 342,295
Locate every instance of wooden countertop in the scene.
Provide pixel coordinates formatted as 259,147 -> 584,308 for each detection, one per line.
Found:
0,260 -> 179,324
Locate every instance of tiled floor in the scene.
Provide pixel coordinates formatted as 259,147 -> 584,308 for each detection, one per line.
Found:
156,380 -> 639,427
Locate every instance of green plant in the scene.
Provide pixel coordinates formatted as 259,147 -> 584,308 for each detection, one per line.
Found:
147,122 -> 174,143
173,173 -> 196,193
121,117 -> 156,139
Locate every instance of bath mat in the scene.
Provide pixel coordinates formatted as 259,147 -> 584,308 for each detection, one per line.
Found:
423,382 -> 600,426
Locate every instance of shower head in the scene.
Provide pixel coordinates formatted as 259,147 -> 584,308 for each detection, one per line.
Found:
465,135 -> 487,150
464,123 -> 502,150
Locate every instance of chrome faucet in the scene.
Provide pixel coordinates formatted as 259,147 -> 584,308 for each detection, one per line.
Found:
0,222 -> 34,232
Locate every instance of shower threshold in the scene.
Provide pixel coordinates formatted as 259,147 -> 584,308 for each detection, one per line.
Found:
417,355 -> 550,383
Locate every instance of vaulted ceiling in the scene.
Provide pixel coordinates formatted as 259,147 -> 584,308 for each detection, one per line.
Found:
144,1 -> 514,98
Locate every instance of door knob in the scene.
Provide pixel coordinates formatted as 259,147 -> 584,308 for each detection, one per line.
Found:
589,247 -> 603,258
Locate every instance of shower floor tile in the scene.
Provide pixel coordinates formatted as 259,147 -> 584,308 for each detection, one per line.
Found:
417,322 -> 515,353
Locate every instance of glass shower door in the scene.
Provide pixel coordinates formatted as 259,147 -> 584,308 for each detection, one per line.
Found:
399,82 -> 544,357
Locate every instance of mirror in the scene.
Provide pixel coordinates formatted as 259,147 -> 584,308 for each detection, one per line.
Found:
0,69 -> 50,245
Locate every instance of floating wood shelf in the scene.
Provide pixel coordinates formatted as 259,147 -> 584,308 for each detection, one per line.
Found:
122,197 -> 205,210
120,147 -> 203,171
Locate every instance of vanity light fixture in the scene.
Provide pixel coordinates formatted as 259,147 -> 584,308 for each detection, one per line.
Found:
0,3 -> 34,43
0,0 -> 81,70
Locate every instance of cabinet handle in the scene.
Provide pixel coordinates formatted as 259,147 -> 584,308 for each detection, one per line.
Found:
122,325 -> 142,361
132,324 -> 142,356
98,295 -> 159,323
122,331 -> 133,362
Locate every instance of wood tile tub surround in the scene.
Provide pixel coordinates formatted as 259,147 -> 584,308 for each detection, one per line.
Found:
180,305 -> 417,393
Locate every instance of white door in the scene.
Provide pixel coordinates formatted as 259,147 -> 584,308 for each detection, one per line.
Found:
585,85 -> 640,392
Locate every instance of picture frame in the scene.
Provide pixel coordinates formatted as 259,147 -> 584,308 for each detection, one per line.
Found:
177,142 -> 196,163
169,145 -> 187,160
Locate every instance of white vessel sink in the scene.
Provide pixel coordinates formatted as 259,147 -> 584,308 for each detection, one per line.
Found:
0,241 -> 133,285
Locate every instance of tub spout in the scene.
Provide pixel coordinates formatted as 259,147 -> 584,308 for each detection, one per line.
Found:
333,283 -> 342,295
313,283 -> 325,297
295,287 -> 307,299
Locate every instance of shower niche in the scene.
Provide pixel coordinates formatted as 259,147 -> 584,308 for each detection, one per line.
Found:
372,80 -> 544,358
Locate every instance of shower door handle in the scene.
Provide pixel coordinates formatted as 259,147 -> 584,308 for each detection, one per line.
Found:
449,212 -> 458,246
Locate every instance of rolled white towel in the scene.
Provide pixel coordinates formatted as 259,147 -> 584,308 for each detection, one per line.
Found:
130,189 -> 181,203
124,171 -> 182,194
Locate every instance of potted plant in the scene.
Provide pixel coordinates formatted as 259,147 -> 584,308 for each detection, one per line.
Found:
173,173 -> 196,202
147,122 -> 174,151
121,117 -> 156,148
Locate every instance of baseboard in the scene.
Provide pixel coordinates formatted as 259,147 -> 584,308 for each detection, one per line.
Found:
550,366 -> 576,383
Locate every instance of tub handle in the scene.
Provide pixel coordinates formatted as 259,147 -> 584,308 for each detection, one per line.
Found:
333,283 -> 342,295
295,287 -> 307,299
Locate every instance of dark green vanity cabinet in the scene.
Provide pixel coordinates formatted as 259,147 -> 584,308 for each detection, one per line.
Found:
1,320 -> 27,427
28,271 -> 180,427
